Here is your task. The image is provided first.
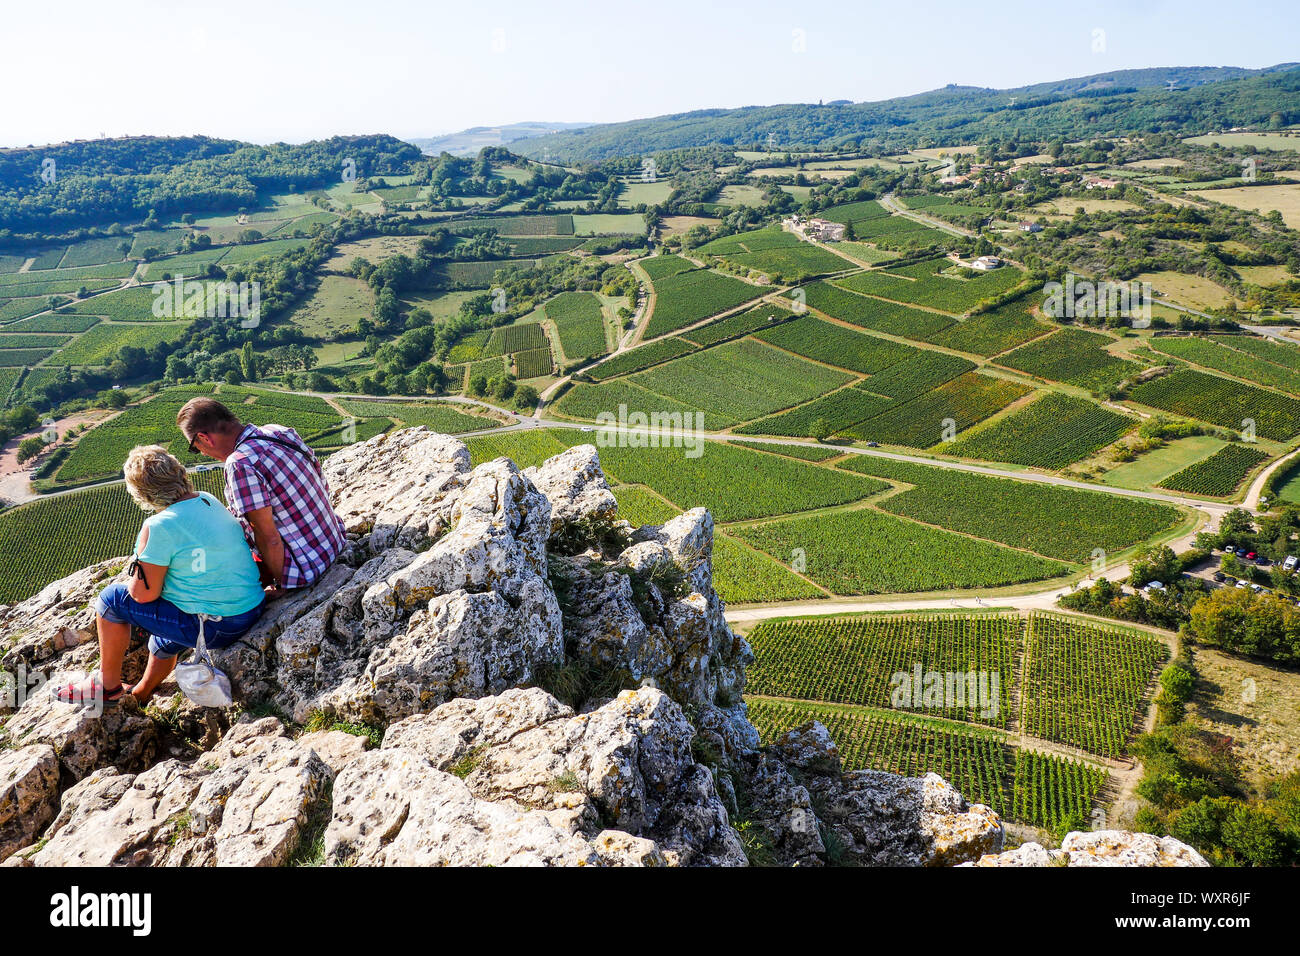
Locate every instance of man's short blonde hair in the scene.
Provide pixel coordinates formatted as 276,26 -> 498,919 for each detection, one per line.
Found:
124,445 -> 195,512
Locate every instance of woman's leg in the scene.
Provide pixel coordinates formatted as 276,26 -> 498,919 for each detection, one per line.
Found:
97,611 -> 131,692
54,583 -> 134,702
131,654 -> 177,702
76,584 -> 194,702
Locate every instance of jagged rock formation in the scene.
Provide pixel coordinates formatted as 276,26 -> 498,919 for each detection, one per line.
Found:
964,831 -> 1209,867
0,427 -> 1201,867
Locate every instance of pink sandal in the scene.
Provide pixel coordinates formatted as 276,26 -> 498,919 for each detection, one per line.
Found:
51,673 -> 124,708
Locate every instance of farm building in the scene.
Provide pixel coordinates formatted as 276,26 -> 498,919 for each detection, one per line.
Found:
1019,221 -> 1043,232
1085,177 -> 1120,190
970,255 -> 1002,271
806,218 -> 846,241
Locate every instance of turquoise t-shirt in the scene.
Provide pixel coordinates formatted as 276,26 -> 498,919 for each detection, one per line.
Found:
135,491 -> 265,617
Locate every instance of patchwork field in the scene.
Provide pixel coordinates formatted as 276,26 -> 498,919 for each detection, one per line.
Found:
643,268 -> 766,337
1188,183 -> 1300,228
544,291 -> 607,361
1128,369 -> 1300,440
288,275 -> 373,337
848,371 -> 1032,448
800,280 -> 956,340
742,607 -> 1164,831
1156,442 -> 1270,497
580,337 -> 853,429
45,322 -> 189,366
1149,334 -> 1300,396
732,508 -> 1068,594
837,455 -> 1184,564
836,257 -> 1025,314
941,392 -> 1135,469
995,327 -> 1141,391
926,297 -> 1052,356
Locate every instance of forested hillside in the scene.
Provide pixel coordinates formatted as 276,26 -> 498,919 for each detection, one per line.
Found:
0,135 -> 422,234
518,65 -> 1300,161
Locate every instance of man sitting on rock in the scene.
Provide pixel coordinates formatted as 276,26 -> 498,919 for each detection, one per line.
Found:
177,397 -> 347,596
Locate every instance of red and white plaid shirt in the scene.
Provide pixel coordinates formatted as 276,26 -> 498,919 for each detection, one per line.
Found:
223,423 -> 347,589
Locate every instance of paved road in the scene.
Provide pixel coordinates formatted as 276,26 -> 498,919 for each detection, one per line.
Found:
878,194 -> 974,239
724,510 -> 1217,625
1246,446 -> 1300,510
1239,323 -> 1298,341
492,418 -> 1236,515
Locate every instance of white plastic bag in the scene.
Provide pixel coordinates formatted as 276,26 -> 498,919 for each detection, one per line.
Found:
174,615 -> 233,707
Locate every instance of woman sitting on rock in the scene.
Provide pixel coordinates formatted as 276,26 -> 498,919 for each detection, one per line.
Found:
53,445 -> 267,709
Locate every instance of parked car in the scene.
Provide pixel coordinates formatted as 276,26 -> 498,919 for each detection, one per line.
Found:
1224,546 -> 1238,555
1256,556 -> 1270,566
1245,552 -> 1257,561
865,441 -> 880,448
1235,580 -> 1249,589
1213,571 -> 1226,582
1285,555 -> 1297,571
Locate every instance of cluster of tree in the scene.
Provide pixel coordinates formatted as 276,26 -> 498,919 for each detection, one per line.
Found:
0,405 -> 41,451
0,134 -> 421,234
1185,586 -> 1300,661
1133,719 -> 1299,866
1059,545 -> 1210,630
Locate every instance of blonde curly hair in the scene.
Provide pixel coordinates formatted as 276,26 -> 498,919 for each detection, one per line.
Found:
124,445 -> 194,512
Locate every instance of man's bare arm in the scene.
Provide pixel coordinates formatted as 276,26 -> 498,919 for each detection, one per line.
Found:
244,505 -> 286,590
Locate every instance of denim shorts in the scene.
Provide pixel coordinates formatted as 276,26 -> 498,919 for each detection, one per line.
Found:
94,582 -> 265,660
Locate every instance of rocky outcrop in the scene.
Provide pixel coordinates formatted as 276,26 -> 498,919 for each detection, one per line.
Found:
326,686 -> 742,867
965,831 -> 1210,867
737,721 -> 1003,867
523,443 -> 618,536
4,718 -> 331,867
0,426 -> 1195,867
0,745 -> 59,860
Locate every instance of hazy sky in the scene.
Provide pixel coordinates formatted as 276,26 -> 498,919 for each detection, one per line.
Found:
3,0 -> 1297,147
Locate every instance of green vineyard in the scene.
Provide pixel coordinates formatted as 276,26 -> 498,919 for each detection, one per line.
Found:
1019,612 -> 1167,758
748,697 -> 1106,830
0,471 -> 226,604
1157,443 -> 1270,497
744,610 -> 1150,830
746,613 -> 1019,727
942,392 -> 1135,469
1129,369 -> 1300,441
